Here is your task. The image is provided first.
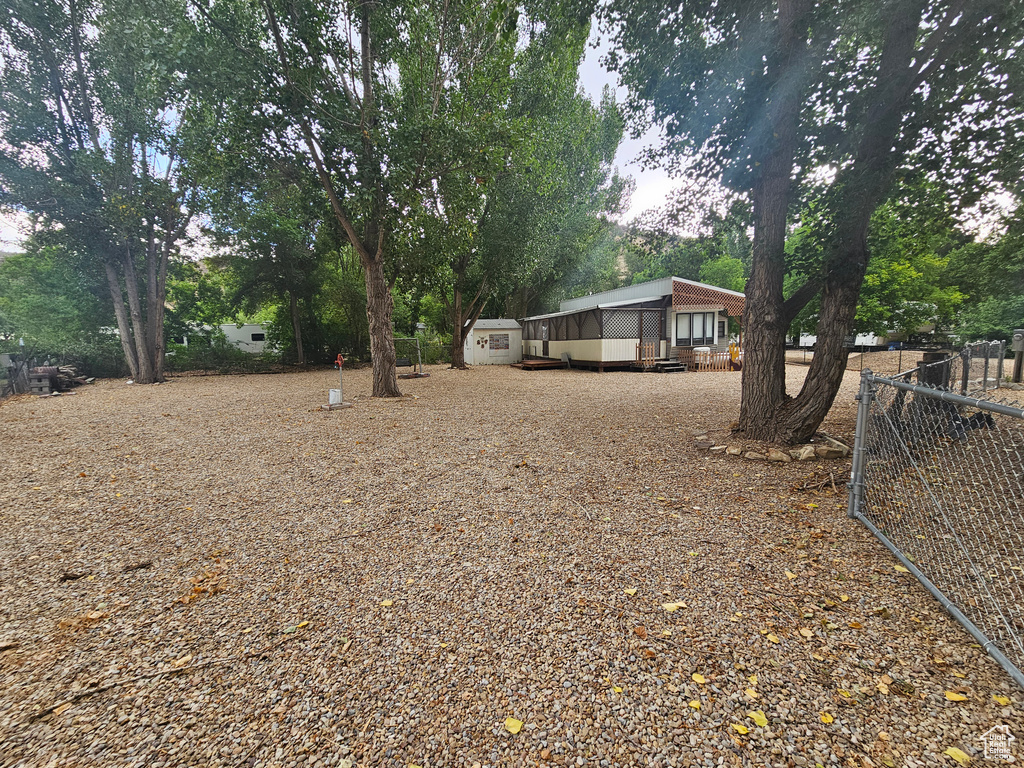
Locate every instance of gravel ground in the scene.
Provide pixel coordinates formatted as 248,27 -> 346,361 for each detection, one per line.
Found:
0,364 -> 1019,768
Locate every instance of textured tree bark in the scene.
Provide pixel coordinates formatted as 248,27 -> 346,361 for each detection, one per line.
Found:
119,247 -> 157,384
103,258 -> 139,380
449,288 -> 467,369
363,255 -> 401,396
737,0 -> 810,440
740,0 -> 926,443
777,2 -> 923,443
289,291 -> 305,365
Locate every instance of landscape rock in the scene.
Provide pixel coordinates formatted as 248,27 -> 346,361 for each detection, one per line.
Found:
726,445 -> 743,456
814,445 -> 845,460
766,448 -> 792,462
743,451 -> 766,460
819,435 -> 852,456
793,445 -> 816,461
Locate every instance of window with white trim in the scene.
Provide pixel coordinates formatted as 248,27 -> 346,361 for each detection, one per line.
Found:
675,312 -> 716,346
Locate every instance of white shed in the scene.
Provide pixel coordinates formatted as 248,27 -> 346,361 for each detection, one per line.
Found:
463,319 -> 523,365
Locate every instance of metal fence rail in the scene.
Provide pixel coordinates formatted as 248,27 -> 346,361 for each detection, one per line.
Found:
848,355 -> 1024,689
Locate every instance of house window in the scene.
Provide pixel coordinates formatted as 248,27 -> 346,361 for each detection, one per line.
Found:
251,333 -> 265,342
675,312 -> 716,346
718,320 -> 726,339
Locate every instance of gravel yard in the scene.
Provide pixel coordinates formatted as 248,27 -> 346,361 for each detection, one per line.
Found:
0,364 -> 1019,768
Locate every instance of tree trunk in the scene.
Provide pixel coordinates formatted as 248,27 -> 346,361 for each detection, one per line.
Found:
737,0 -> 811,439
449,288 -> 466,369
289,291 -> 305,364
759,0 -> 924,443
103,257 -> 140,380
120,247 -> 156,384
363,255 -> 401,396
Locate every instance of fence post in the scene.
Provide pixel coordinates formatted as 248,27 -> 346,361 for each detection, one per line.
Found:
996,340 -> 1004,389
847,369 -> 874,519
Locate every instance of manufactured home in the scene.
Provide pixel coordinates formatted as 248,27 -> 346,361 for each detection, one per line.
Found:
463,319 -> 523,366
521,277 -> 745,371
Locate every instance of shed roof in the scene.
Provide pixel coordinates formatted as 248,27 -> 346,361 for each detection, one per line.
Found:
472,319 -> 522,330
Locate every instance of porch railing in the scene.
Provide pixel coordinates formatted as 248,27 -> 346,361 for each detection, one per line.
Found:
636,342 -> 659,367
677,344 -> 742,372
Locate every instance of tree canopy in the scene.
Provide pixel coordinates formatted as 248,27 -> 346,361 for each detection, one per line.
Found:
600,0 -> 1024,442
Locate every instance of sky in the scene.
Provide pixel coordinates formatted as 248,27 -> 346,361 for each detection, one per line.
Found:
576,31 -> 676,223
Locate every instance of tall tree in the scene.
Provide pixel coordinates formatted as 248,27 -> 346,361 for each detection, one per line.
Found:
190,0 -> 559,395
0,0 -> 201,383
602,0 -> 1024,442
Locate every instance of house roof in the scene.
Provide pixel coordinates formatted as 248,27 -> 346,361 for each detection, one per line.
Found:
558,276 -> 745,315
522,297 -> 667,322
472,319 -> 522,330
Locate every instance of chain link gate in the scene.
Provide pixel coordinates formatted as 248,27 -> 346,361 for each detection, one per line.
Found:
847,349 -> 1024,689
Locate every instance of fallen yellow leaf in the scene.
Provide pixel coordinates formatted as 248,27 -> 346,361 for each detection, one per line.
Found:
623,588 -> 637,596
799,627 -> 814,638
943,746 -> 970,766
504,717 -> 523,735
342,499 -> 354,503
613,686 -> 622,693
731,723 -> 749,735
993,695 -> 1011,706
766,634 -> 780,644
662,602 -> 686,612
688,700 -> 701,710
380,600 -> 394,607
840,594 -> 850,602
744,688 -> 759,700
944,691 -> 968,702
839,689 -> 851,698
691,673 -> 707,684
749,710 -> 768,727
820,712 -> 834,724
748,674 -> 757,685
894,565 -> 910,573
785,570 -> 797,580
297,621 -> 310,628
173,654 -> 193,668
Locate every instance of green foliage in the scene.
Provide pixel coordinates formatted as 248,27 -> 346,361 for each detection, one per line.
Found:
786,182 -> 967,338
0,237 -> 127,375
947,212 -> 1024,343
163,337 -> 280,375
699,257 -> 746,293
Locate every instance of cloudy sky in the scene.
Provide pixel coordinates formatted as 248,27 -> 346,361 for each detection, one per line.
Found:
577,32 -> 675,222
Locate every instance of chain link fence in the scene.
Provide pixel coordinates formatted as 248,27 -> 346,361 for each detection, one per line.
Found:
847,347 -> 1024,688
